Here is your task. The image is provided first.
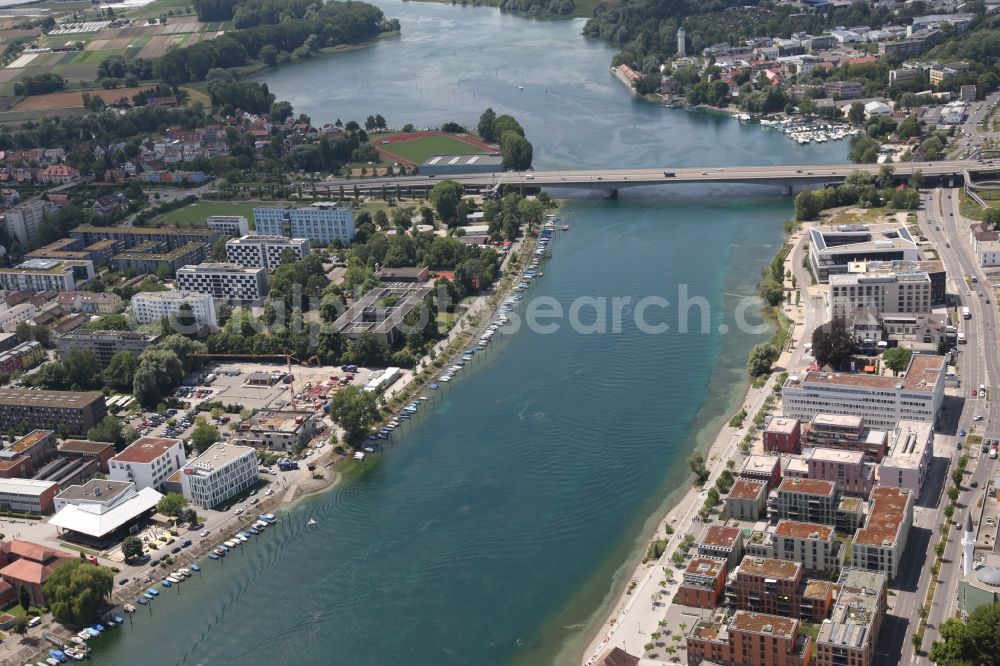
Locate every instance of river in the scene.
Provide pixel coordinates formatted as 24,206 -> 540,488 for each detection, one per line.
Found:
94,3 -> 849,664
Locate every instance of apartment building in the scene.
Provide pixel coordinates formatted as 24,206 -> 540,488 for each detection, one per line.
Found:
0,389 -> 106,436
764,417 -> 801,454
802,447 -> 876,497
769,478 -> 839,525
878,420 -> 933,497
0,303 -> 38,332
70,225 -> 219,250
888,67 -> 923,85
739,454 -> 782,489
55,291 -> 122,314
3,200 -> 56,246
782,355 -> 947,432
678,555 -> 728,609
726,556 -> 803,617
823,80 -> 863,98
852,486 -> 913,581
253,203 -> 355,245
56,330 -> 159,368
175,263 -> 268,303
0,259 -> 95,293
206,215 -> 250,237
828,270 -> 933,321
225,235 -> 310,270
129,290 -> 218,330
697,525 -> 746,570
109,437 -> 185,492
802,414 -> 889,461
772,520 -> 842,577
233,410 -> 320,452
113,241 -> 207,276
726,479 -> 768,521
687,610 -> 813,666
815,569 -> 887,666
180,443 -> 257,509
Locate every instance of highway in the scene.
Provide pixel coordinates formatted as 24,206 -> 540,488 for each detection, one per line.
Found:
324,159 -> 998,193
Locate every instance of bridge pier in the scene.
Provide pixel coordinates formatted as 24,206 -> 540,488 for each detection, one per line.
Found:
604,188 -> 618,200
782,183 -> 793,196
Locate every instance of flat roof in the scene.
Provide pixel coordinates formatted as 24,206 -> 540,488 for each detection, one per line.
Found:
177,263 -> 264,274
0,478 -> 57,495
774,519 -> 833,541
227,235 -> 306,245
73,224 -> 216,237
800,354 -> 944,393
806,447 -> 866,465
766,417 -> 799,434
737,555 -> 802,581
778,477 -> 836,496
742,454 -> 780,473
729,479 -> 767,500
883,421 -> 933,471
114,241 -> 205,262
7,429 -> 52,454
818,569 -> 885,648
0,389 -> 104,410
803,580 -> 836,599
55,478 -> 132,504
182,443 -> 254,475
812,413 -> 864,428
48,486 -> 162,538
685,556 -> 726,579
855,486 -> 911,546
61,329 -> 158,342
241,410 -> 312,433
699,526 -> 742,549
730,610 -> 798,639
111,437 -> 181,465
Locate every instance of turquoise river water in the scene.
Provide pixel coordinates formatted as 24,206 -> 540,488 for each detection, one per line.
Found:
94,3 -> 849,664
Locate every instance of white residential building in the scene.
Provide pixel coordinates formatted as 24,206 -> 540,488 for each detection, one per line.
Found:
180,443 -> 258,509
253,203 -> 354,245
175,263 -> 268,303
3,200 -> 56,246
130,290 -> 218,330
108,437 -> 185,492
782,354 -> 946,431
977,240 -> 1000,267
0,302 -> 38,332
225,235 -> 310,270
0,259 -> 95,293
878,420 -> 933,497
206,215 -> 250,237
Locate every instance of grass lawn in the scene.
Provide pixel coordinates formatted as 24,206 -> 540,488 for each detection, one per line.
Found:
822,206 -> 888,227
72,48 -> 128,64
380,135 -> 486,164
5,604 -> 43,619
151,200 -> 262,228
125,0 -> 195,17
961,192 -> 989,221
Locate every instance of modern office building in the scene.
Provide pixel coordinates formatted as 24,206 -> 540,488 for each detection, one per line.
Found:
207,215 -> 250,237
108,437 -> 185,492
0,389 -> 106,436
233,410 -> 320,452
3,200 -> 56,246
678,555 -> 727,609
726,479 -> 768,520
49,478 -> 162,541
112,241 -> 207,276
331,285 -> 433,344
175,263 -> 268,303
253,203 -> 354,245
878,420 -> 933,497
815,569 -> 887,666
179,443 -> 257,509
129,290 -> 218,330
56,330 -> 159,368
852,486 -> 913,581
769,478 -> 839,525
0,259 -> 95,293
225,235 -> 310,270
70,225 -> 219,250
782,355 -> 947,432
808,226 -> 919,281
828,270 -> 933,321
0,478 -> 59,513
57,439 -> 115,474
687,610 -> 814,666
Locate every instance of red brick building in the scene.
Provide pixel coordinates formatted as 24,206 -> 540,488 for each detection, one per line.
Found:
678,556 -> 727,609
687,610 -> 814,666
726,556 -> 804,617
0,540 -> 76,606
765,417 -> 801,454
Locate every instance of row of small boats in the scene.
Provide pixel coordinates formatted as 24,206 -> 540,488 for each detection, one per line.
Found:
37,616 -> 126,663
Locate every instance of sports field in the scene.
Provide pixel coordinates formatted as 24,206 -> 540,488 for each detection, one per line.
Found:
151,201 -> 262,228
377,134 -> 489,165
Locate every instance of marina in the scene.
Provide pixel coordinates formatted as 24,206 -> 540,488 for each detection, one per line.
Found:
756,116 -> 863,145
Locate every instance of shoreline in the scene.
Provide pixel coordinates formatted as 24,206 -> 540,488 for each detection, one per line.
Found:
578,226 -> 803,665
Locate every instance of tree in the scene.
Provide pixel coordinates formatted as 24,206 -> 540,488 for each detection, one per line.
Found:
794,190 -> 823,221
156,491 -> 188,517
182,508 -> 198,525
811,319 -> 856,369
103,352 -> 138,393
882,347 -> 912,375
329,385 -> 380,443
121,535 -> 143,562
983,208 -> 1000,230
87,415 -> 127,449
758,277 -> 785,306
930,603 -> 1000,666
897,115 -> 921,140
848,102 -> 865,125
429,180 -> 464,226
190,417 -> 220,453
18,584 -> 30,611
12,615 -> 27,637
44,560 -> 114,626
259,44 -> 279,66
747,343 -> 778,377
501,131 -> 533,171
477,107 -> 497,141
687,451 -> 710,485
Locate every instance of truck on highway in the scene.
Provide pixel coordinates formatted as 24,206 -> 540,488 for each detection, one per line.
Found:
958,331 -> 967,344
962,306 -> 971,319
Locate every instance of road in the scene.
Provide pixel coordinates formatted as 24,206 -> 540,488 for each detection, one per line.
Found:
917,187 -> 1000,655
325,159 -> 996,193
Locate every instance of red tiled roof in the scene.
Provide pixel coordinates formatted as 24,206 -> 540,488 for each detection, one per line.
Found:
111,437 -> 181,464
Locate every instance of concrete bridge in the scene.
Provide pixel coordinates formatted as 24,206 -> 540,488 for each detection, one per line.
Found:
320,159 -> 999,198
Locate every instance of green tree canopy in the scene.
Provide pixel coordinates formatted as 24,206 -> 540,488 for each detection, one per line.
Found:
87,415 -> 131,449
190,417 -> 220,453
121,535 -> 143,561
811,319 -> 857,369
43,560 -> 114,626
329,385 -> 380,444
930,603 -> 1000,666
156,491 -> 189,517
882,347 -> 912,375
430,180 -> 464,226
103,352 -> 138,393
747,343 -> 779,377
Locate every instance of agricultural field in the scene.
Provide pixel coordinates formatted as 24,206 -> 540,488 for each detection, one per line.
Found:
150,201 -> 263,228
10,86 -> 149,110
